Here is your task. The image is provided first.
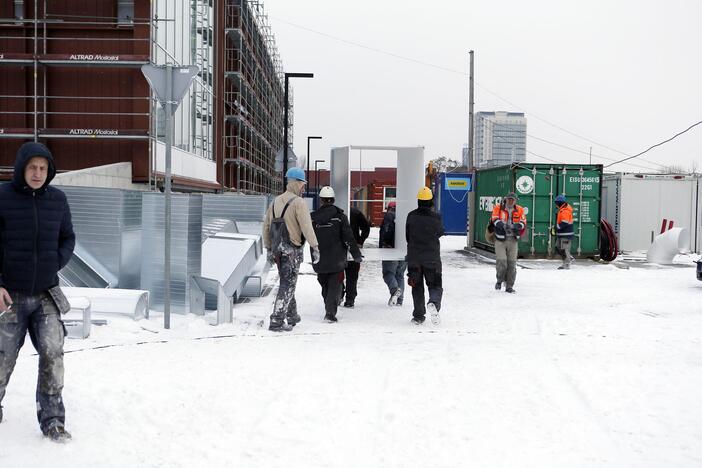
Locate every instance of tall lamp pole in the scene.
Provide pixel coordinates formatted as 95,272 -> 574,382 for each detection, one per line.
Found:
306,135 -> 322,196
314,159 -> 325,204
283,72 -> 314,188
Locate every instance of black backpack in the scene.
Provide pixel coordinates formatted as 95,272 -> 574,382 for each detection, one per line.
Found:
269,197 -> 296,255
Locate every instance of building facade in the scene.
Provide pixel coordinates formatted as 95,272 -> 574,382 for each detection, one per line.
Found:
474,111 -> 527,168
0,0 -> 285,194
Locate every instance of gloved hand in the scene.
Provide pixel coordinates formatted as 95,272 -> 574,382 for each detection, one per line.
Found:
494,221 -> 506,239
311,246 -> 321,264
550,226 -> 556,236
266,250 -> 276,265
353,255 -> 363,263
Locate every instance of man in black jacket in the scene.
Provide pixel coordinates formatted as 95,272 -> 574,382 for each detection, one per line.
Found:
341,206 -> 370,308
312,187 -> 362,322
0,142 -> 75,442
379,202 -> 406,306
406,187 -> 444,325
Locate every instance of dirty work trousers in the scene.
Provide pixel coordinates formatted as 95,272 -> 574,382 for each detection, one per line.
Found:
0,291 -> 66,432
555,237 -> 573,267
271,246 -> 303,326
495,238 -> 519,288
407,263 -> 442,321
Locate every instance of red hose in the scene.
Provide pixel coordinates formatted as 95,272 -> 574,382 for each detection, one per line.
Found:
600,219 -> 618,262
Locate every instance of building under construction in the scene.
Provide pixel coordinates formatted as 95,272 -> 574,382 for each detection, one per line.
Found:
0,0 -> 285,194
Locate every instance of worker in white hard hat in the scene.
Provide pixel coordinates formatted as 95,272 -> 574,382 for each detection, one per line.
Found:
310,186 -> 362,322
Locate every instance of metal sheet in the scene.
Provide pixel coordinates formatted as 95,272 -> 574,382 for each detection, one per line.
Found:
60,186 -> 143,288
202,193 -> 268,223
140,193 -> 202,314
330,147 -> 350,215
330,146 -> 424,260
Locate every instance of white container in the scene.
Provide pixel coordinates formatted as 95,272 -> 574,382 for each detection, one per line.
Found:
602,173 -> 701,253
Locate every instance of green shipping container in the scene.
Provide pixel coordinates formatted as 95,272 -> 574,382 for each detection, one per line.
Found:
474,163 -> 603,258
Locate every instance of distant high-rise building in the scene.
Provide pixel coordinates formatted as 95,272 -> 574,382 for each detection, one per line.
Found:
474,112 -> 527,168
462,144 -> 470,168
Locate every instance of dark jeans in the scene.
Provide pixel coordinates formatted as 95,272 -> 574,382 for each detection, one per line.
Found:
382,260 -> 407,300
270,246 -> 303,325
407,264 -> 443,320
0,291 -> 66,431
344,261 -> 361,303
317,272 -> 344,318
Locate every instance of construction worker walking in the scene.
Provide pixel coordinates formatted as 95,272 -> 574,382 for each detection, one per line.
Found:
341,207 -> 370,308
553,195 -> 574,269
491,192 -> 526,293
406,187 -> 444,325
262,167 -> 320,332
380,201 -> 406,306
311,187 -> 362,322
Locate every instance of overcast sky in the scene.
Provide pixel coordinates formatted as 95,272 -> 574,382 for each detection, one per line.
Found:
264,0 -> 701,173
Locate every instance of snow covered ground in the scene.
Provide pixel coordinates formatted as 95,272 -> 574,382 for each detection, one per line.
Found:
1,233 -> 701,468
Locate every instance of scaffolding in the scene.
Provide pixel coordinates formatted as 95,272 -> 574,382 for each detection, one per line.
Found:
223,0 -> 285,194
0,4 -> 151,142
0,2 -> 216,190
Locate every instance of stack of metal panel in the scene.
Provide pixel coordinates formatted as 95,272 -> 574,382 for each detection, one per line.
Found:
60,186 -> 143,289
140,193 -> 203,314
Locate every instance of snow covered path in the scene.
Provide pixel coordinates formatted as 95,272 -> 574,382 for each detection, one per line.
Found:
1,236 -> 701,467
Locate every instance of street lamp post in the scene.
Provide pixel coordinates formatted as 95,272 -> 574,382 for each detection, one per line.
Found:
306,135 -> 322,196
283,72 -> 314,187
314,159 -> 325,208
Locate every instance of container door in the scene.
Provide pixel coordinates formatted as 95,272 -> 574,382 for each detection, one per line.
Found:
514,165 -> 555,256
440,174 -> 470,235
556,166 -> 602,256
474,167 -> 512,250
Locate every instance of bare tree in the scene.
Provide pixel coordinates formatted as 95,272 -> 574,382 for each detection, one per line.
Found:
430,156 -> 460,172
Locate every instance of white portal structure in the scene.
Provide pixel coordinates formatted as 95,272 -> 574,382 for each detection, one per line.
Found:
330,146 -> 425,260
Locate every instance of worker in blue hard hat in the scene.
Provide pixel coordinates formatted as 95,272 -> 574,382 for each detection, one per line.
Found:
552,194 -> 574,269
262,167 -> 320,331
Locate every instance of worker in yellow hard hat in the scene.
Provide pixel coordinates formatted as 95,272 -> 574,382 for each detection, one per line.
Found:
405,186 -> 444,325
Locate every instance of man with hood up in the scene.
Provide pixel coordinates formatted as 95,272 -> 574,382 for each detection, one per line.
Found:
0,142 -> 76,442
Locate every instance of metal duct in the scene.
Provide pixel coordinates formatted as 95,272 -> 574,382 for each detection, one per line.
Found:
202,194 -> 268,223
141,193 -> 203,314
61,187 -> 143,289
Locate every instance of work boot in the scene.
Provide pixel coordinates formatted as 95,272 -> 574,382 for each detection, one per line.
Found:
287,314 -> 302,327
323,315 -> 338,323
505,287 -> 516,294
495,282 -> 502,290
43,421 -> 72,443
342,301 -> 354,309
269,322 -> 293,332
411,316 -> 425,325
557,264 -> 570,270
